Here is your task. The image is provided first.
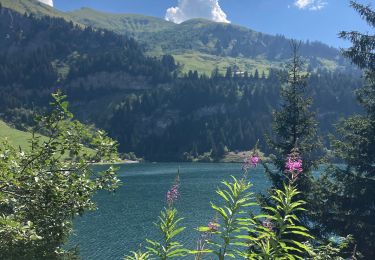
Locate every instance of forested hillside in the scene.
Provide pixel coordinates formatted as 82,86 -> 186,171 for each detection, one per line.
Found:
1,0 -> 356,75
63,9 -> 356,75
0,3 -> 363,161
0,6 -> 174,123
108,70 -> 362,161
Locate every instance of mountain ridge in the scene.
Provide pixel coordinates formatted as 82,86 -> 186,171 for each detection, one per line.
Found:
0,0 -> 352,74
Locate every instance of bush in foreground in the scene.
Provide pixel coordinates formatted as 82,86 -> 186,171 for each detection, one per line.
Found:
126,150 -> 356,259
0,91 -> 120,259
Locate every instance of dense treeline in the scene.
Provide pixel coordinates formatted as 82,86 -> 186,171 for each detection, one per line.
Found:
0,6 -> 174,115
109,69 -> 362,161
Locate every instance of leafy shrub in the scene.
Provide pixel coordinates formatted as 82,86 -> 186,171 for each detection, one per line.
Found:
0,91 -> 120,259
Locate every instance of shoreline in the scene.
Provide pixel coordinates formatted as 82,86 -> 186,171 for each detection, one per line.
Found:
90,159 -> 140,165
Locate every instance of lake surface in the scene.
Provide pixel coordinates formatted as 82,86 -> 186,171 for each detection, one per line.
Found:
68,163 -> 271,259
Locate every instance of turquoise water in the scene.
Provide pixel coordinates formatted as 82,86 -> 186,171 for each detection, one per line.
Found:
68,163 -> 271,259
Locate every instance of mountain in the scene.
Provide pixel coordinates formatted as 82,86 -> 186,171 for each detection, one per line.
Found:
0,1 -> 363,161
69,8 -> 175,35
0,0 -> 353,75
0,0 -> 72,20
0,5 -> 174,120
66,8 -> 350,74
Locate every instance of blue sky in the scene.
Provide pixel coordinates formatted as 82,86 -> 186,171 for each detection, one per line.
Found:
51,0 -> 373,48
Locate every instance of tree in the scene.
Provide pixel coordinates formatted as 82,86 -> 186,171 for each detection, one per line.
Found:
312,2 -> 375,258
263,41 -> 322,228
264,41 -> 322,189
0,91 -> 120,259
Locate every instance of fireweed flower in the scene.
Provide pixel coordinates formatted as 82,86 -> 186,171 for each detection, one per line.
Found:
285,149 -> 303,182
195,218 -> 219,257
166,175 -> 180,205
207,221 -> 219,232
251,155 -> 260,167
242,153 -> 260,171
166,184 -> 179,204
262,219 -> 273,231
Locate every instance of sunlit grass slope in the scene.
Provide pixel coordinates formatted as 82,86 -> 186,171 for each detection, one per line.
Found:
0,120 -> 47,151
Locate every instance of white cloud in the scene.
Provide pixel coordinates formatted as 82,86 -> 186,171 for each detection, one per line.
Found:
294,0 -> 327,10
38,0 -> 53,7
165,0 -> 230,24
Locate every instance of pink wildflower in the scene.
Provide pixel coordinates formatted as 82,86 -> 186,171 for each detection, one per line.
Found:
242,154 -> 260,171
285,149 -> 303,182
166,183 -> 179,204
251,155 -> 260,167
207,221 -> 219,232
262,219 -> 273,231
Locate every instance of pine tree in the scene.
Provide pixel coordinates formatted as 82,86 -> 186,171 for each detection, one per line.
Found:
263,41 -> 322,224
313,2 -> 375,258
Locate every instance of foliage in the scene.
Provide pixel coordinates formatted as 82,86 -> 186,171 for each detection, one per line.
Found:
194,166 -> 313,259
245,183 -> 313,259
264,41 -> 322,188
262,42 -> 323,240
312,1 -> 375,258
124,250 -> 152,260
0,120 -> 49,151
0,6 -> 174,113
128,176 -> 189,260
196,176 -> 255,259
146,207 -> 188,259
307,235 -> 362,260
110,68 -> 361,161
127,149 -> 332,259
0,91 -> 120,259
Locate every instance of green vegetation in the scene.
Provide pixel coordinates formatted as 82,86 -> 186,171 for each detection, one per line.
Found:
263,42 -> 323,231
0,92 -> 120,259
0,0 -> 74,21
312,2 -> 375,258
109,69 -> 361,161
0,120 -> 48,151
123,3 -> 374,258
69,8 -> 175,35
0,0 -> 374,258
139,18 -> 349,72
0,5 -> 363,161
125,153 -> 355,259
1,0 -> 353,74
172,52 -> 277,75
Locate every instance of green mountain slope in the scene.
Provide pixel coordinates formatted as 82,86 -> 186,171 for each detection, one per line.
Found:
67,8 -> 349,74
0,120 -> 47,150
0,0 -> 352,75
0,0 -> 71,20
0,6 -> 173,118
69,8 -> 175,35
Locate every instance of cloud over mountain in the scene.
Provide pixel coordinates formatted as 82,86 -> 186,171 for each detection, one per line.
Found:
165,0 -> 230,24
294,0 -> 327,10
38,0 -> 53,7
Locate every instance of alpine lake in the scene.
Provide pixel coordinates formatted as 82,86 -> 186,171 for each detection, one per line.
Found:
68,162 -> 273,259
